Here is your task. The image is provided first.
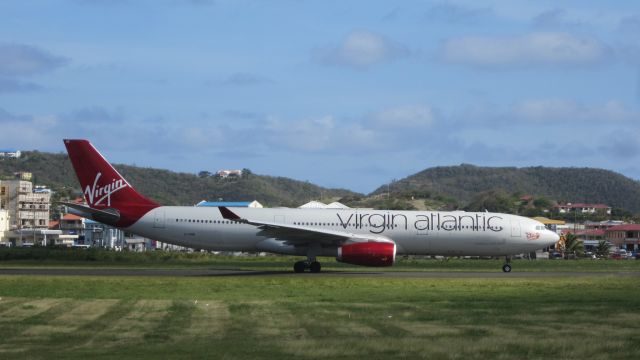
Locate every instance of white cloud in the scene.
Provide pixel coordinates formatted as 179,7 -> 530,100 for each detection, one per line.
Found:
0,77 -> 41,93
425,3 -> 491,24
254,104 -> 440,153
371,105 -> 435,128
618,14 -> 640,35
440,32 -> 611,68
65,106 -> 125,124
454,99 -> 640,128
599,130 -> 640,158
511,99 -> 637,123
532,8 -> 584,30
317,30 -> 409,69
0,110 -> 60,150
218,72 -> 273,86
263,116 -> 338,151
0,43 -> 68,77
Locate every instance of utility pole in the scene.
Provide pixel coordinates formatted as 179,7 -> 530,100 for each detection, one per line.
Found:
33,202 -> 37,246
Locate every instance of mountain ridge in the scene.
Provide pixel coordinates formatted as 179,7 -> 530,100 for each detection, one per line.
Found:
0,151 -> 359,207
372,164 -> 640,213
2,152 -> 640,213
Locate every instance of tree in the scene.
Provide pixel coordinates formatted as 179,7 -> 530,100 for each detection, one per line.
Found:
595,240 -> 611,258
241,168 -> 253,179
465,189 -> 517,213
198,171 -> 212,178
533,196 -> 552,209
562,233 -> 584,259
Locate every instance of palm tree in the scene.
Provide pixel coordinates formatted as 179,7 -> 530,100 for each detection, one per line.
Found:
595,240 -> 611,258
562,233 -> 584,259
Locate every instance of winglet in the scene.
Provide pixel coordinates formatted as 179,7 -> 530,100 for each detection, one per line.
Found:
219,206 -> 242,220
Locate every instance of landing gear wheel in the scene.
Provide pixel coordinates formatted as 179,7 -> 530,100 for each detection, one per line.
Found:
293,261 -> 306,273
502,264 -> 512,273
309,261 -> 321,273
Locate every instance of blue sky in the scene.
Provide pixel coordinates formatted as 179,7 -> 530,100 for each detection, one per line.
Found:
1,0 -> 639,193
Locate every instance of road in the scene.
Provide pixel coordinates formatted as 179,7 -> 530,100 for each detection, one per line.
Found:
1,268 -> 638,278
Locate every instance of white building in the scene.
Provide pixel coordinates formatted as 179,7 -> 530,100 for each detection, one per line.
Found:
5,228 -> 64,247
0,174 -> 51,230
554,203 -> 612,215
0,150 -> 21,158
216,169 -> 243,178
299,201 -> 350,209
85,219 -> 125,248
0,209 -> 9,244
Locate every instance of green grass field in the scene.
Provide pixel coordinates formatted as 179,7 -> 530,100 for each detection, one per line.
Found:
2,247 -> 640,272
0,272 -> 639,359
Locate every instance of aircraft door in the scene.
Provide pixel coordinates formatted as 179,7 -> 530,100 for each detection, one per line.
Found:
510,219 -> 521,238
153,209 -> 166,229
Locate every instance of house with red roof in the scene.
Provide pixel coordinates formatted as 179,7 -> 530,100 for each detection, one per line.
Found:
60,213 -> 85,244
605,224 -> 640,251
555,203 -> 611,215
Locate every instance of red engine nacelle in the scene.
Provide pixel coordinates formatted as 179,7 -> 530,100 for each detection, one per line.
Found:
337,241 -> 396,267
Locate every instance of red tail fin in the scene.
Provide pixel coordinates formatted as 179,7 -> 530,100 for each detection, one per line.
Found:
64,139 -> 159,227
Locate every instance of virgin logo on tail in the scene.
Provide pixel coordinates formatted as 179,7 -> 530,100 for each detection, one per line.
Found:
84,172 -> 128,207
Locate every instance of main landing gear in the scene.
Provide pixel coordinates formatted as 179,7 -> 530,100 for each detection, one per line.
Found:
294,245 -> 322,273
293,260 -> 322,273
502,256 -> 512,273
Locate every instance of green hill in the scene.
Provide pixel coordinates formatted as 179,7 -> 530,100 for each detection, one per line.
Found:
371,164 -> 640,213
4,152 -> 640,214
0,151 -> 359,207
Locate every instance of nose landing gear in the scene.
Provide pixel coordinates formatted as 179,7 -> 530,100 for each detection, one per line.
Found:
293,261 -> 306,273
502,256 -> 512,273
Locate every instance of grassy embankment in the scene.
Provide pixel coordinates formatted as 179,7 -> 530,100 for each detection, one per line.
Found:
1,247 -> 639,272
0,275 -> 638,359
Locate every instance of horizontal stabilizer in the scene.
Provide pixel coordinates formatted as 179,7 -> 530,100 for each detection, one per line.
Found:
59,201 -> 120,224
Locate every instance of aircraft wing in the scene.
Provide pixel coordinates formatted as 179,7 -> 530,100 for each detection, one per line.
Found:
218,206 -> 393,245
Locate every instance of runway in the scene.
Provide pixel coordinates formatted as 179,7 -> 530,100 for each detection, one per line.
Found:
1,268 -> 639,278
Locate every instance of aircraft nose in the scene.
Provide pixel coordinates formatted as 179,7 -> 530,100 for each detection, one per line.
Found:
547,231 -> 560,245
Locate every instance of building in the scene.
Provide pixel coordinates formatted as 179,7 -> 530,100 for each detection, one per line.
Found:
216,169 -> 243,178
554,203 -> 612,215
605,224 -> 640,251
531,217 -> 565,231
584,220 -> 624,231
84,219 -> 125,248
562,228 -> 606,241
124,235 -> 152,252
0,209 -> 9,244
0,174 -> 51,230
196,200 -> 263,208
2,228 -> 73,247
299,201 -> 350,209
0,149 -> 21,158
59,214 -> 86,244
154,240 -> 191,251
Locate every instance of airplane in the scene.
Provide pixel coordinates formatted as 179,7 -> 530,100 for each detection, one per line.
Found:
62,139 -> 559,273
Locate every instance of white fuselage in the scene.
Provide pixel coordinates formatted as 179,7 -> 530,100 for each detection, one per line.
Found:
126,207 -> 558,256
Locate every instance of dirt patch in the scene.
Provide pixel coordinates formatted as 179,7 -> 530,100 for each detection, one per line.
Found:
90,299 -> 172,347
179,300 -> 230,340
0,298 -> 68,322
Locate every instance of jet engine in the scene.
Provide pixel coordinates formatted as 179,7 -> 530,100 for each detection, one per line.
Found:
336,241 -> 396,267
